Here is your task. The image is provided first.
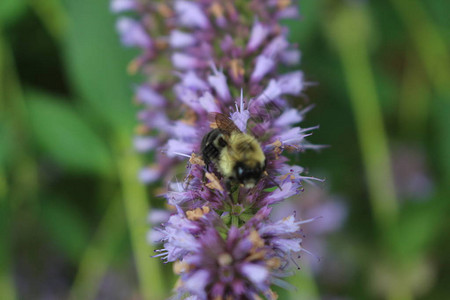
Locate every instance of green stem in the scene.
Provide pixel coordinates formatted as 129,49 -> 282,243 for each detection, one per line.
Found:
327,6 -> 398,233
0,29 -> 41,300
115,131 -> 166,300
231,215 -> 239,228
0,32 -> 39,212
389,0 -> 450,98
0,170 -> 16,300
68,195 -> 126,300
398,54 -> 430,139
288,260 -> 320,300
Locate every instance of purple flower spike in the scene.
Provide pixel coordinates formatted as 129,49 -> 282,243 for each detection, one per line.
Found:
172,53 -> 203,70
247,19 -> 270,52
183,270 -> 210,298
133,136 -> 158,152
274,108 -> 304,128
277,71 -> 305,95
231,91 -> 251,132
166,139 -> 195,158
199,92 -> 220,113
281,49 -> 302,66
174,0 -> 210,29
116,17 -> 151,48
114,0 -> 324,298
251,55 -> 275,82
241,263 -> 269,285
208,64 -> 231,102
135,85 -> 166,107
169,30 -> 197,49
263,36 -> 289,57
110,0 -> 136,13
177,71 -> 209,91
138,167 -> 160,184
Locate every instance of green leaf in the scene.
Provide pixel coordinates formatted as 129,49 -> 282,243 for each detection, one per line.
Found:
63,0 -> 136,130
26,90 -> 113,175
0,121 -> 13,168
434,97 -> 450,183
425,0 -> 450,33
387,199 -> 444,264
285,0 -> 320,43
40,197 -> 90,262
0,0 -> 26,26
0,197 -> 16,300
263,186 -> 278,192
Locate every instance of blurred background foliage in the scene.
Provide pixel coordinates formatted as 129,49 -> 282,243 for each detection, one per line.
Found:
0,0 -> 449,299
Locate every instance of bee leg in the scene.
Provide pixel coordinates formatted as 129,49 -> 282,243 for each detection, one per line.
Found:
225,180 -> 234,202
264,171 -> 282,191
201,164 -> 210,185
225,180 -> 231,193
202,171 -> 206,185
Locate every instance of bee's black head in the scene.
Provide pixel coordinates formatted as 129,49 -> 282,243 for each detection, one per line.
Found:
234,161 -> 265,188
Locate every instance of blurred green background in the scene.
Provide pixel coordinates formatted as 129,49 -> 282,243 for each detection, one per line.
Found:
1,0 -> 449,299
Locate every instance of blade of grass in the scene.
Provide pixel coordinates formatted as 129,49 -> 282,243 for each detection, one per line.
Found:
0,32 -> 39,212
398,53 -> 430,139
326,5 -> 398,233
115,130 -> 166,300
389,0 -> 450,98
68,195 -> 126,300
0,170 -> 16,300
326,5 -> 411,300
0,29 -> 37,300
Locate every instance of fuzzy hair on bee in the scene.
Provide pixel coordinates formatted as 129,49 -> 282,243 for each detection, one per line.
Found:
201,113 -> 266,189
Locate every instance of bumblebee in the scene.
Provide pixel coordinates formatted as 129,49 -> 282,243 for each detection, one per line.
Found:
201,113 -> 266,189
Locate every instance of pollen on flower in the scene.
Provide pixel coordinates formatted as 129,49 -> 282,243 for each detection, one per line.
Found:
278,173 -> 290,182
186,206 -> 210,221
267,290 -> 279,300
174,277 -> 183,290
173,260 -> 189,275
270,139 -> 283,158
134,124 -> 149,135
266,257 -> 282,269
254,295 -> 263,300
277,0 -> 292,11
205,172 -> 223,191
127,58 -> 141,74
181,109 -> 198,125
246,250 -> 266,262
189,153 -> 205,166
218,253 -> 233,266
209,2 -> 224,19
229,59 -> 245,80
249,230 -> 265,249
283,215 -> 292,222
156,3 -> 173,18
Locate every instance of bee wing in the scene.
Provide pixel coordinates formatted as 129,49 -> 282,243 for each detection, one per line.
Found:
246,97 -> 284,141
208,113 -> 241,136
249,98 -> 283,122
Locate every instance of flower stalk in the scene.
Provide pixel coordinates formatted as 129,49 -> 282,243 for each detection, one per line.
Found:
113,1 -> 321,298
